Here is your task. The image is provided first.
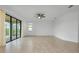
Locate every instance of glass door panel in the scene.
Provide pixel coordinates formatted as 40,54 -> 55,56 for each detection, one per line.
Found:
5,15 -> 10,42
12,18 -> 16,40
17,20 -> 21,38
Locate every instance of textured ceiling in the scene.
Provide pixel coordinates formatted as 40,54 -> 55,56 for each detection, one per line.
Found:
0,5 -> 79,22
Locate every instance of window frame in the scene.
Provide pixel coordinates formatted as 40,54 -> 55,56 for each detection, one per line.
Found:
6,14 -> 22,43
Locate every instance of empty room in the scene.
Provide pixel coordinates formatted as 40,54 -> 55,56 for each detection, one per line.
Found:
0,5 -> 79,53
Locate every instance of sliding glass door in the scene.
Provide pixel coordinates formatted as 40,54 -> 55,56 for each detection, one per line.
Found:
5,14 -> 21,43
5,15 -> 10,42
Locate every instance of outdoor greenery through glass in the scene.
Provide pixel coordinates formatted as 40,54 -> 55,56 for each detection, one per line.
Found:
5,15 -> 10,42
5,14 -> 21,43
12,18 -> 16,40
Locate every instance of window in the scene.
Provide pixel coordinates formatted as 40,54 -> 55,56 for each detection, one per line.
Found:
28,23 -> 32,31
5,14 -> 21,43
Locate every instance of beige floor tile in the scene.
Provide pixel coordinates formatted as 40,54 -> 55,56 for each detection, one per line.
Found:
0,36 -> 79,53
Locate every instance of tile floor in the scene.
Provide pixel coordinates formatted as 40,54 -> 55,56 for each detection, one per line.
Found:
0,36 -> 79,53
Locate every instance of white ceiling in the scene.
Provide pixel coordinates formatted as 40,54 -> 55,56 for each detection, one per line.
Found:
0,5 -> 79,22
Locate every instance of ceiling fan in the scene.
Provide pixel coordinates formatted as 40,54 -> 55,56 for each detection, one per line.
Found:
68,5 -> 74,8
35,13 -> 46,19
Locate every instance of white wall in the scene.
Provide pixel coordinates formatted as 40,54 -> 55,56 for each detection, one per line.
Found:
22,20 -> 53,36
22,11 -> 78,43
52,11 -> 78,43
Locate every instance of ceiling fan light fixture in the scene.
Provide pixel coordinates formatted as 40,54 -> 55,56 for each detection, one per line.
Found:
35,13 -> 46,19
